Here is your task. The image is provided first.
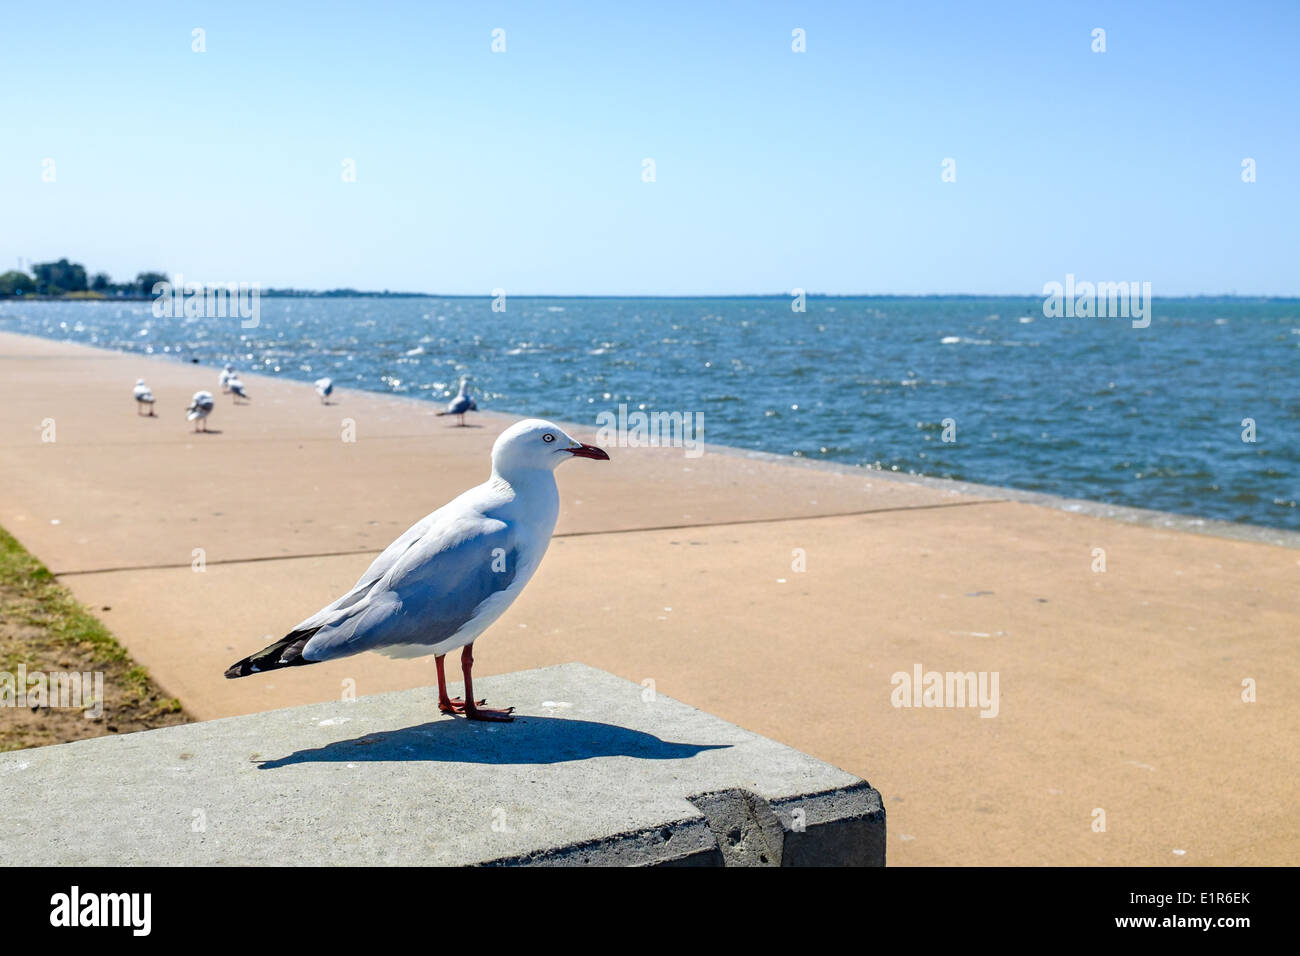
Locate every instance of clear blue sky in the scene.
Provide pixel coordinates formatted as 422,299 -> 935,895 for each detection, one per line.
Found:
3,1 -> 1297,295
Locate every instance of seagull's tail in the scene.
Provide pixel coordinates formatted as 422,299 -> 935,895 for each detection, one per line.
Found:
224,628 -> 321,679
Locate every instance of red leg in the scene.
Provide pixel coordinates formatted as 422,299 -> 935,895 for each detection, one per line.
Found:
436,652 -> 487,715
436,653 -> 466,714
461,644 -> 514,721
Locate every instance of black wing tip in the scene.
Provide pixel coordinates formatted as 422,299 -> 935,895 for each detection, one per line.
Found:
224,630 -> 319,679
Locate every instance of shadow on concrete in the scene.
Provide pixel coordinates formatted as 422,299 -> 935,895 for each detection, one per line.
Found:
256,716 -> 731,769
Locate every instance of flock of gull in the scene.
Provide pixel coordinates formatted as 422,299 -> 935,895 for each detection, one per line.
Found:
131,365 -> 478,432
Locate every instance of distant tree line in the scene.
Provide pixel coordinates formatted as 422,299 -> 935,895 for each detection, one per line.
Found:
0,259 -> 432,299
0,259 -> 168,298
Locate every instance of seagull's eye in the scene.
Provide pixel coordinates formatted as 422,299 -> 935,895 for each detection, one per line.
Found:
543,433 -> 555,443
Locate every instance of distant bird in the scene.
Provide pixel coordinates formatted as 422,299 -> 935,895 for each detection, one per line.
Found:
133,379 -> 156,417
314,377 -> 334,404
228,377 -> 250,403
436,375 -> 477,426
219,364 -> 236,393
224,419 -> 610,721
186,391 -> 215,431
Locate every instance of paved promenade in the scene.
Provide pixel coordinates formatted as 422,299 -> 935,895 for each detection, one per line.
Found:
2,330 -> 1296,865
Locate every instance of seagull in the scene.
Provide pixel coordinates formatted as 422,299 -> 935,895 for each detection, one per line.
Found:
224,419 -> 610,721
186,390 -> 215,431
228,377 -> 251,404
133,379 -> 156,416
219,364 -> 236,393
314,377 -> 334,404
436,375 -> 477,426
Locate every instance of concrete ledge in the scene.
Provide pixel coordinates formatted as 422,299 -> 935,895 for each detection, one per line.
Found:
0,663 -> 885,867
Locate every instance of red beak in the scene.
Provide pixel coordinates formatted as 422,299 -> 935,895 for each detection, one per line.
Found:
567,443 -> 610,460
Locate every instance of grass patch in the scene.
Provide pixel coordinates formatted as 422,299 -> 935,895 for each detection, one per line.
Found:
0,524 -> 191,751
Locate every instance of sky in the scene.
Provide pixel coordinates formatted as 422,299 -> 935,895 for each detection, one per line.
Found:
3,1 -> 1298,295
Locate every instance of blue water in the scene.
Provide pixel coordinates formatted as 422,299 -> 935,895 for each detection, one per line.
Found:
3,297 -> 1297,530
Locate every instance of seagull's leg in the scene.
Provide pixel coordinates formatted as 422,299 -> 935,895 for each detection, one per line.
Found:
460,644 -> 514,722
436,654 -> 467,714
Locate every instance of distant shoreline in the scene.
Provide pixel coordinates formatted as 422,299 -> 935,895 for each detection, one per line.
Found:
3,292 -> 1298,303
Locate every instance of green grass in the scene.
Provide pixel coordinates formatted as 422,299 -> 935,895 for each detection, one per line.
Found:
0,524 -> 129,664
0,524 -> 189,750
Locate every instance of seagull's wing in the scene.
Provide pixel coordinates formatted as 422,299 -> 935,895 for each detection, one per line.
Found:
299,511 -> 519,661
290,511 -> 438,631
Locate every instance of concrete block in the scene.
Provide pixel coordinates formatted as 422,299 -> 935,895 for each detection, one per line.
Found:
0,663 -> 884,866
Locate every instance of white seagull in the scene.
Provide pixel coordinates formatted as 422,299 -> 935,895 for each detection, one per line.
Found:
133,379 -> 156,416
225,419 -> 610,720
436,375 -> 478,426
186,390 -> 215,431
228,377 -> 251,404
219,364 -> 236,393
314,377 -> 334,403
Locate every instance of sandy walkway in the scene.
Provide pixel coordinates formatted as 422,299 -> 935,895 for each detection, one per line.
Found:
1,329 -> 1296,865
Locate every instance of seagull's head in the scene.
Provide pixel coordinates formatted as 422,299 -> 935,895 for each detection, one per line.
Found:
136,378 -> 145,386
224,364 -> 234,372
491,418 -> 609,477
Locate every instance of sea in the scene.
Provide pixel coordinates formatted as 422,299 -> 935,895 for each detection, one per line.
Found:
2,296 -> 1297,531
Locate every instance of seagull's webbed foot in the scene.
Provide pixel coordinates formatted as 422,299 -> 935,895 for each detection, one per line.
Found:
463,702 -> 515,722
438,696 -> 487,715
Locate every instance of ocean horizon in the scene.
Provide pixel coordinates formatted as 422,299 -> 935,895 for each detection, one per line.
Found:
3,295 -> 1296,532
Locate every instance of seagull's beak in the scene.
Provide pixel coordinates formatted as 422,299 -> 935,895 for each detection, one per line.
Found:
566,442 -> 610,460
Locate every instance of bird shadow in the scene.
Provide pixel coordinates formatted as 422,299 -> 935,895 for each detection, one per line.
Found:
193,429 -> 223,435
255,715 -> 731,769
